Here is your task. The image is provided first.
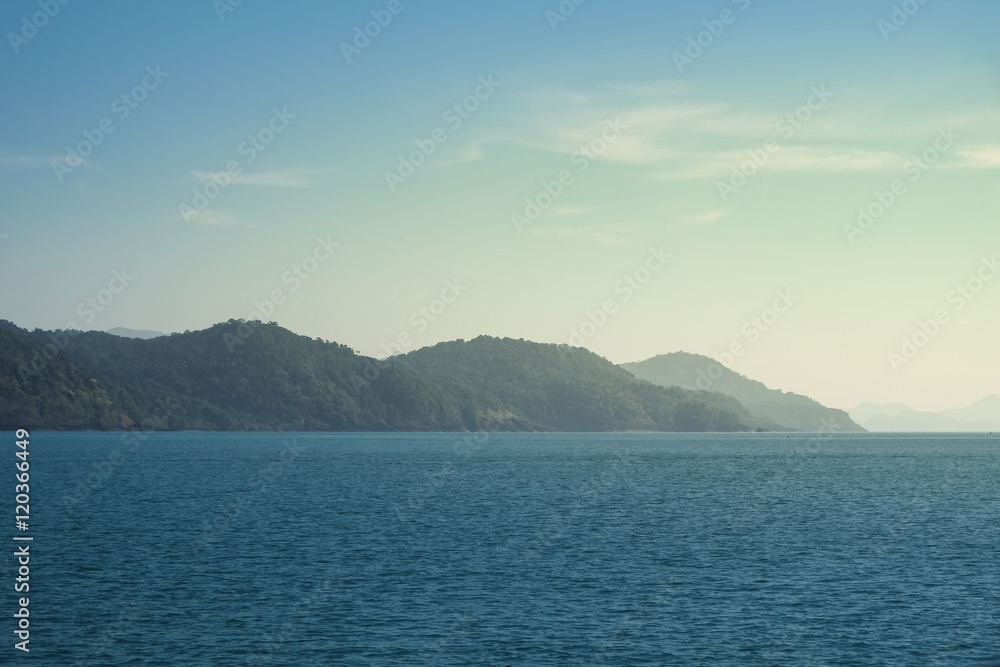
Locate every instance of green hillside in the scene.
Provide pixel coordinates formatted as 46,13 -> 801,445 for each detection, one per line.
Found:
622,352 -> 863,432
398,336 -> 759,432
1,322 -> 802,433
0,321 -> 140,430
38,321 -> 527,431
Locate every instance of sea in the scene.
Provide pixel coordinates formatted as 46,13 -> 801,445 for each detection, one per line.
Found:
14,432 -> 1000,665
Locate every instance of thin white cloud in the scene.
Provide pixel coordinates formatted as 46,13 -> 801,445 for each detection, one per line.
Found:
181,208 -> 241,227
768,147 -> 901,171
624,103 -> 773,137
476,82 -> 1000,179
191,168 -> 317,188
431,141 -> 487,168
954,146 -> 1000,168
677,209 -> 725,229
645,146 -> 903,180
0,154 -> 94,169
1,155 -> 58,166
527,222 -> 634,246
548,206 -> 593,218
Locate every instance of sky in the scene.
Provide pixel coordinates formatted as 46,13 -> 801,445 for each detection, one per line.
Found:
0,0 -> 997,413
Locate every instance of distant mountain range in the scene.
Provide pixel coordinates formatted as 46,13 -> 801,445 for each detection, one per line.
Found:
397,337 -> 758,432
622,352 -> 863,433
0,319 -> 864,433
2,320 -> 516,432
106,327 -> 165,340
850,395 -> 1000,432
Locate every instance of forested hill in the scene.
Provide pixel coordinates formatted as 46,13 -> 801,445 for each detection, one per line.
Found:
0,321 -> 142,430
397,336 -> 760,432
0,322 -> 760,432
622,352 -> 864,432
3,320 -> 522,432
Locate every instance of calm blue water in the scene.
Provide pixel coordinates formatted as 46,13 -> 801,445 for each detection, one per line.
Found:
12,432 -> 1000,665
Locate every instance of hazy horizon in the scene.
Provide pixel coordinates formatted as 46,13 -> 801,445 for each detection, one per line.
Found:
8,317 -> 1000,419
2,1 -> 998,414
3,5 -> 1000,663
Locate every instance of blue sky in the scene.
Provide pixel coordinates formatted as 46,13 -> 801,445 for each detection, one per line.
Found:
1,0 -> 998,411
